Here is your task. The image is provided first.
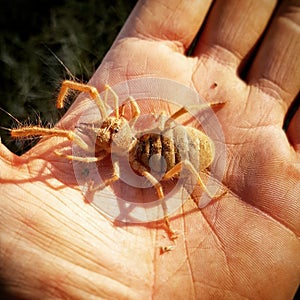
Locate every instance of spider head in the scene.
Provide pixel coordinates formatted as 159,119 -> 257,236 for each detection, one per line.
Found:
78,116 -> 136,154
96,117 -> 136,155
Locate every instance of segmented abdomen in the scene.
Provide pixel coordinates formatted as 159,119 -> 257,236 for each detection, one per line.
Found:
133,125 -> 214,175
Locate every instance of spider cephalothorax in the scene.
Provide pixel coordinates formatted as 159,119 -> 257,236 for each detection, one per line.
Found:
77,115 -> 137,155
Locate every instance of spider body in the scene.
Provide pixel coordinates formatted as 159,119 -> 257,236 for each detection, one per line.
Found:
10,80 -> 223,240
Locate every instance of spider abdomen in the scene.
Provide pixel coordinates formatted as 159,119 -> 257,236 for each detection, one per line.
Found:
133,125 -> 214,176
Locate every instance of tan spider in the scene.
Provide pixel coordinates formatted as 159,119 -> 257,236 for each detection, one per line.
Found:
11,80 -> 223,240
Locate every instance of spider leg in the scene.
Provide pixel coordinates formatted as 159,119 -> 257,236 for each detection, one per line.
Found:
155,112 -> 168,131
104,84 -> 120,118
127,96 -> 141,127
101,84 -> 141,124
10,126 -> 90,151
57,80 -> 107,119
115,96 -> 141,127
128,96 -> 141,119
88,160 -> 120,192
54,150 -> 108,163
131,159 -> 178,240
163,160 -> 214,198
165,102 -> 225,128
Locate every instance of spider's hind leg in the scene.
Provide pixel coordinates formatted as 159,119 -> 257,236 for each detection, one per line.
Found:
130,158 -> 179,240
165,101 -> 226,128
163,160 -> 214,198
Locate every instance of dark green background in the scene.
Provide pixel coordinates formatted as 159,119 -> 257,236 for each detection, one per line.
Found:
0,0 -> 298,155
0,0 -> 137,155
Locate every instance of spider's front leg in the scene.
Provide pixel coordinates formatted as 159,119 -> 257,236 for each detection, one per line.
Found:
11,80 -> 111,160
117,96 -> 141,127
11,126 -> 90,152
11,124 -> 109,163
57,80 -> 107,119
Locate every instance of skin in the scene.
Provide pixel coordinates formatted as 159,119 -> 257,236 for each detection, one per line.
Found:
0,0 -> 300,299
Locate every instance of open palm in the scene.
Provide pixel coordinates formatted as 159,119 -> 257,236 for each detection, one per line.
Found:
1,1 -> 299,299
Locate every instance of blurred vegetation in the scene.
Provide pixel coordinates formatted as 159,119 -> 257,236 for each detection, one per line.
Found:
1,0 -> 297,156
0,0 -> 137,155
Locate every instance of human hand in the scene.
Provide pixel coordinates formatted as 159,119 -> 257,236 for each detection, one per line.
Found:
1,0 -> 299,299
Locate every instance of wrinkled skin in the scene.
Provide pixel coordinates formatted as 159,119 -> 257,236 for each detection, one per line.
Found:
1,1 -> 300,299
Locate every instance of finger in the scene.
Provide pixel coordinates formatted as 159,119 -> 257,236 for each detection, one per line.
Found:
287,99 -> 300,152
116,0 -> 213,52
193,0 -> 277,70
248,1 -> 300,109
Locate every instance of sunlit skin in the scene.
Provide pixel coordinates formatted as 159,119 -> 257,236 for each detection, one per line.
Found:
1,0 -> 300,299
